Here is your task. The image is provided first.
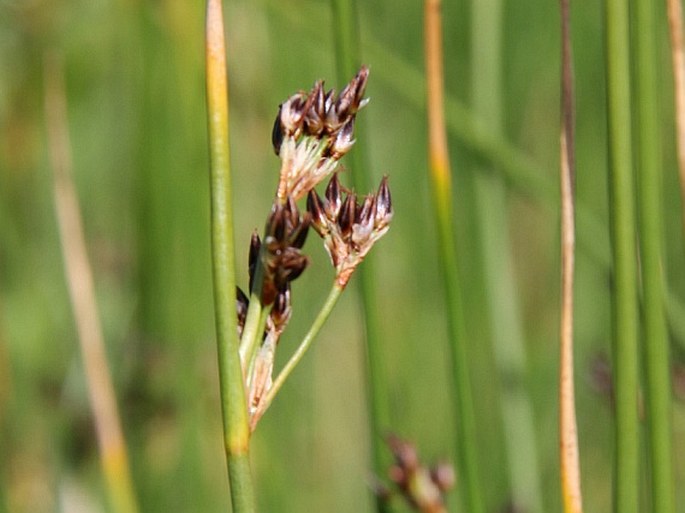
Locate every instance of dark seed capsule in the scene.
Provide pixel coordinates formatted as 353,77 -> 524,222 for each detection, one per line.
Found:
248,232 -> 261,290
236,287 -> 250,336
271,112 -> 284,154
307,189 -> 328,235
338,193 -> 357,236
289,213 -> 311,249
267,205 -> 287,242
330,117 -> 355,158
325,174 -> 342,219
335,66 -> 369,120
304,81 -> 326,136
374,176 -> 393,224
357,195 -> 375,225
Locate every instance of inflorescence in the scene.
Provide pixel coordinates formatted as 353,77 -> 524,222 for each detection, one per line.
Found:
236,66 -> 393,430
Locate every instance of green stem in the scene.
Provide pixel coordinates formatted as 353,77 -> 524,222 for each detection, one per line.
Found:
239,232 -> 268,369
424,1 -> 483,511
239,289 -> 266,369
246,303 -> 273,384
331,0 -> 361,90
330,2 -> 391,512
205,1 -> 256,512
604,0 -> 640,510
633,0 -> 675,510
435,198 -> 483,513
470,0 -> 544,511
260,284 -> 344,415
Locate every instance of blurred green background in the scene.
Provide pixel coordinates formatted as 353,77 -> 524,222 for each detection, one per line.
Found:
1,0 -> 684,512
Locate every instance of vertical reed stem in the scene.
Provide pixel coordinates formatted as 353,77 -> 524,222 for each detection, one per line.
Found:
603,0 -> 640,510
471,0 -> 544,510
424,2 -> 483,512
44,52 -> 139,513
330,2 -> 390,511
559,1 -> 584,511
205,1 -> 256,511
633,0 -> 675,510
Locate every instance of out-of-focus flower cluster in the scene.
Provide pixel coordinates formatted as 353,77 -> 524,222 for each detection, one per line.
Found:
375,435 -> 455,513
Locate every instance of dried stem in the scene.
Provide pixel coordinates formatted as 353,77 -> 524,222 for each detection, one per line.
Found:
44,51 -> 139,513
559,3 -> 583,509
666,0 -> 685,237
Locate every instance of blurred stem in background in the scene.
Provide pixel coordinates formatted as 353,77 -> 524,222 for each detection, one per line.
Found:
0,290 -> 9,513
470,0 -> 544,510
603,0 -> 640,510
633,0 -> 675,510
205,1 -> 256,511
330,1 -> 391,511
666,0 -> 685,238
559,0 -> 584,511
424,1 -> 484,513
44,51 -> 140,513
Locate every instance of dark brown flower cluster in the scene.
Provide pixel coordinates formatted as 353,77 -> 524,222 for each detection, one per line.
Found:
307,173 -> 392,287
237,199 -> 308,357
272,66 -> 369,202
378,435 -> 455,513
236,199 -> 307,355
252,197 -> 310,305
236,67 -> 392,431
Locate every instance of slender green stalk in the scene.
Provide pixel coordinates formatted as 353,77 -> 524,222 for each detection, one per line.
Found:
470,0 -> 544,511
559,0 -> 583,510
205,2 -> 256,512
260,284 -> 344,414
246,304 -> 273,384
239,253 -> 266,366
239,297 -> 264,367
424,1 -> 483,513
604,0 -> 640,510
633,0 -> 675,510
330,2 -> 391,511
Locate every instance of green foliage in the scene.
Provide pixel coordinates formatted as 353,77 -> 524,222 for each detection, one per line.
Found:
0,0 -> 683,511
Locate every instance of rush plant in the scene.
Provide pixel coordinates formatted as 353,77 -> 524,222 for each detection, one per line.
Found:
205,4 -> 392,509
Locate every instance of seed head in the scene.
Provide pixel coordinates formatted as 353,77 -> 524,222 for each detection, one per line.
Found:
273,66 -> 370,201
382,435 -> 454,513
256,198 -> 311,304
307,174 -> 393,287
